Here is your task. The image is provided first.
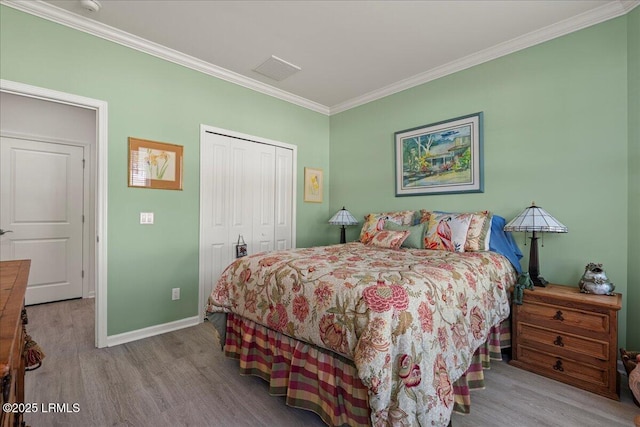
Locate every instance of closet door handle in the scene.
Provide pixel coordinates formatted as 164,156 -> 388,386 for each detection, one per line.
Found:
0,229 -> 13,235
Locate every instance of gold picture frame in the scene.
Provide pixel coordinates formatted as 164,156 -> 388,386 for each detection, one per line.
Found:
303,167 -> 323,203
128,137 -> 183,190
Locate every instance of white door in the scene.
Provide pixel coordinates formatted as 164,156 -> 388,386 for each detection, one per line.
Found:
252,142 -> 276,253
201,133 -> 242,301
0,137 -> 84,305
200,133 -> 273,300
274,147 -> 293,251
200,130 -> 293,302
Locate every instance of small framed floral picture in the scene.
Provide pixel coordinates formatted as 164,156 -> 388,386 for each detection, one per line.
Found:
128,137 -> 183,190
304,167 -> 323,203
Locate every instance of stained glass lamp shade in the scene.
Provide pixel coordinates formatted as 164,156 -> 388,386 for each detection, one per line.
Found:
329,207 -> 359,244
504,203 -> 568,286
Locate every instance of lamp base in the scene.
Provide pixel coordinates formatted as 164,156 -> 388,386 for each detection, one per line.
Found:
531,275 -> 549,287
528,233 -> 549,287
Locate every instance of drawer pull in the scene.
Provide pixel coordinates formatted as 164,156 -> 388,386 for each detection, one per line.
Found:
553,310 -> 564,321
552,359 -> 564,372
25,362 -> 42,372
553,336 -> 565,347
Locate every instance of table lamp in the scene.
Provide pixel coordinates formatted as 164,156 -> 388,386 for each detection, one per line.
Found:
329,207 -> 358,244
504,202 -> 568,286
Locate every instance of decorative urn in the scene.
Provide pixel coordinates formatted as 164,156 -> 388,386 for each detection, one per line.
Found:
578,263 -> 615,295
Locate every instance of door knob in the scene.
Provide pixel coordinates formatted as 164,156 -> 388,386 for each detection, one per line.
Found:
0,229 -> 13,236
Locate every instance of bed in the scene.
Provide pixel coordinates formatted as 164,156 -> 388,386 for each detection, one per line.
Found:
206,210 -> 521,426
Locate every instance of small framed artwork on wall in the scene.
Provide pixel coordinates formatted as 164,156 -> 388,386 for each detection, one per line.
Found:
394,112 -> 483,196
304,167 -> 323,203
128,137 -> 183,190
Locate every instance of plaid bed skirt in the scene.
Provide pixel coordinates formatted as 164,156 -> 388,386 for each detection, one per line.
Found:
223,313 -> 509,426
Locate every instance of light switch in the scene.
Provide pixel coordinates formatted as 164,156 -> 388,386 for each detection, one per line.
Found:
140,212 -> 154,224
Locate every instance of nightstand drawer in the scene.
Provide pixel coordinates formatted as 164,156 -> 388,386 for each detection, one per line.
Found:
511,284 -> 621,400
517,322 -> 609,362
517,346 -> 609,388
518,301 -> 608,336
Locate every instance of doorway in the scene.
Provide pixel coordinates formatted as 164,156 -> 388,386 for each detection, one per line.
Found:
0,79 -> 108,348
0,137 -> 85,304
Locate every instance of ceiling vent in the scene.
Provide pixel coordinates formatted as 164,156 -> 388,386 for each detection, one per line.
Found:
253,55 -> 301,81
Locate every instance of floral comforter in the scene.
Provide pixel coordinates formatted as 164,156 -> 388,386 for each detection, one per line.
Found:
207,242 -> 516,426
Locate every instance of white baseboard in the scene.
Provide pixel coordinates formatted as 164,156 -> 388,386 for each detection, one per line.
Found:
106,315 -> 200,347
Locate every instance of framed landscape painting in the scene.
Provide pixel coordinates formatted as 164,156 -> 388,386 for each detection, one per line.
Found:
394,112 -> 483,196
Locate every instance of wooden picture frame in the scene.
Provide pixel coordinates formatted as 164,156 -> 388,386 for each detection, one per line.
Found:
303,167 -> 323,203
128,137 -> 183,190
394,112 -> 483,196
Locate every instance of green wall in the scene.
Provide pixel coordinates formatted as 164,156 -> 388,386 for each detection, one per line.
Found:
0,6 -> 331,336
628,7 -> 640,350
330,17 -> 631,347
1,5 -> 637,347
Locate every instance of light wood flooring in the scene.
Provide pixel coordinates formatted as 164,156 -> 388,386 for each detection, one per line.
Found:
23,298 -> 639,427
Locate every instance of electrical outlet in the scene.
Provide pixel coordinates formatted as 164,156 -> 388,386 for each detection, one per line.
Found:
171,287 -> 180,300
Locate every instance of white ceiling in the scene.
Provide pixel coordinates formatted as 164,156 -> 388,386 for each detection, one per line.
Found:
6,0 -> 638,114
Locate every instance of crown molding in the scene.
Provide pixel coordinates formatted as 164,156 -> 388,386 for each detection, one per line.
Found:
0,0 -> 330,115
329,0 -> 639,115
620,0 -> 640,13
2,0 -> 637,117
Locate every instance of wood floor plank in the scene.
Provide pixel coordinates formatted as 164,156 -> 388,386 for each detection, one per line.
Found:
450,356 -> 639,427
22,298 -> 639,426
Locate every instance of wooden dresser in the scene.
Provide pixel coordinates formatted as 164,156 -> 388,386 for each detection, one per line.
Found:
510,284 -> 622,400
0,260 -> 30,427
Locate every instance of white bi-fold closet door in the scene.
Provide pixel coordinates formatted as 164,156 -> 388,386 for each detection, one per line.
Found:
199,126 -> 296,309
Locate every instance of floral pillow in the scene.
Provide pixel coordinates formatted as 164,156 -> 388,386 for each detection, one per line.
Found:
383,221 -> 425,249
366,230 -> 410,250
421,209 -> 492,251
359,210 -> 415,243
464,211 -> 493,251
630,364 -> 640,406
418,209 -> 431,225
421,211 -> 472,252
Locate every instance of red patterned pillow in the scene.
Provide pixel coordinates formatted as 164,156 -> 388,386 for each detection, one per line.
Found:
366,230 -> 410,250
359,211 -> 415,243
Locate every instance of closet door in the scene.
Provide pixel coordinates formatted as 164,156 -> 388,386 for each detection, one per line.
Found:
200,129 -> 294,305
251,143 -> 275,253
274,147 -> 293,251
201,135 -> 269,297
228,139 -> 258,255
201,132 -> 234,300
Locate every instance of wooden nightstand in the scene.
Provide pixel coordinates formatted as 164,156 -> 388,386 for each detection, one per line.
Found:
510,284 -> 622,400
